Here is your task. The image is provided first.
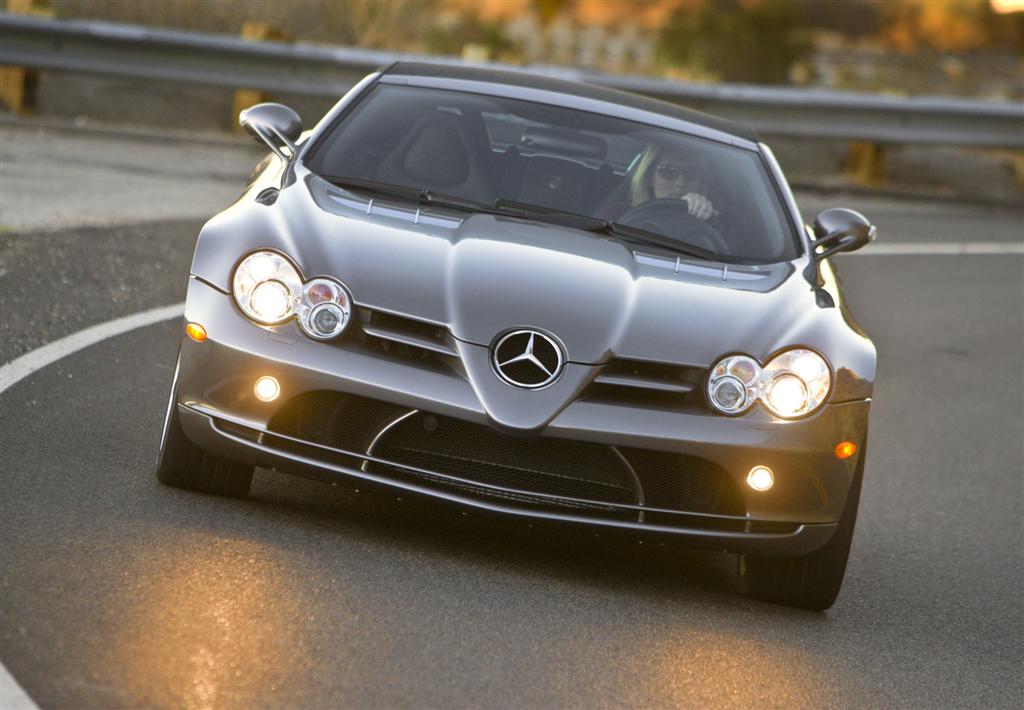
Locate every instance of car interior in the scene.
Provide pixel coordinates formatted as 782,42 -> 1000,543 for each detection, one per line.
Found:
306,85 -> 798,262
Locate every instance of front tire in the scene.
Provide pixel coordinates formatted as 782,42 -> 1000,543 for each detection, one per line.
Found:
155,365 -> 253,498
743,446 -> 865,610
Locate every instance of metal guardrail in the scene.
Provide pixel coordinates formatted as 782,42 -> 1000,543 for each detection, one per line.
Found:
1,12 -> 1022,149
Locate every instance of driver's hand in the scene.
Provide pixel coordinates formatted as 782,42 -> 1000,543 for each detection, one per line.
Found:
681,193 -> 716,221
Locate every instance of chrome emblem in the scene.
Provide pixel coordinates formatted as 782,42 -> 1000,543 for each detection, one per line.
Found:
492,330 -> 565,389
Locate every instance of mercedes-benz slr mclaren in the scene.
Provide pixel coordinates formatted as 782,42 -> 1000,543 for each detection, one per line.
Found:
156,63 -> 877,609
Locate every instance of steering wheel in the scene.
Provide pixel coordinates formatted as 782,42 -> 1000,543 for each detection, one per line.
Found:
618,198 -> 730,256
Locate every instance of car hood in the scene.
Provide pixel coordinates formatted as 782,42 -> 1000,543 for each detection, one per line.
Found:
246,175 -> 829,366
197,175 -> 835,365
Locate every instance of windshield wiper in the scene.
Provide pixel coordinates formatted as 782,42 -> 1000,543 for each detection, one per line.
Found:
495,198 -> 717,262
602,221 -> 718,262
325,178 -> 718,262
324,176 -> 500,215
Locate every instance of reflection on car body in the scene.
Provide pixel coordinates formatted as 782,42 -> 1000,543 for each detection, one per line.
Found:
157,62 -> 877,610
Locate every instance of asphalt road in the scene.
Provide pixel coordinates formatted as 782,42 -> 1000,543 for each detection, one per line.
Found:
1,127 -> 1022,708
0,119 -> 263,232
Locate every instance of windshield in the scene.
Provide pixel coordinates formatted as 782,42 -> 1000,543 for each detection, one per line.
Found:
304,84 -> 799,263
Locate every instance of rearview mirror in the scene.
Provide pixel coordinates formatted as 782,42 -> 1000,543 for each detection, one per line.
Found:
239,103 -> 303,160
804,208 -> 876,284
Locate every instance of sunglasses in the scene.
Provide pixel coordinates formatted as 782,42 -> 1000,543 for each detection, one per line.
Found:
654,163 -> 698,181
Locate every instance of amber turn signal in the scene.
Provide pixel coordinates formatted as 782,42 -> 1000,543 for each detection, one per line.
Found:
835,441 -> 857,459
185,322 -> 207,342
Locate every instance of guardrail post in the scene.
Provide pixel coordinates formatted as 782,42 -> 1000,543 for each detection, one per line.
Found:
0,0 -> 51,113
232,22 -> 291,131
845,141 -> 887,186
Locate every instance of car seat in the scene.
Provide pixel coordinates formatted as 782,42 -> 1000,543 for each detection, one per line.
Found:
374,109 -> 496,204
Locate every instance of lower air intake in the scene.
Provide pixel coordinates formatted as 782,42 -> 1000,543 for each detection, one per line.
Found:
371,413 -> 639,506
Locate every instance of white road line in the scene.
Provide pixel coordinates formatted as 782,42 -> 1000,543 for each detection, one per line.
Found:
855,241 -> 1024,256
0,236 -> 1019,706
0,302 -> 184,710
0,303 -> 184,395
1,663 -> 38,710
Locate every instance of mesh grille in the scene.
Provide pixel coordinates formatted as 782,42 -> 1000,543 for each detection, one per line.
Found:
624,448 -> 745,515
267,391 -> 406,452
266,392 -> 745,519
373,414 -> 638,505
381,465 -> 626,515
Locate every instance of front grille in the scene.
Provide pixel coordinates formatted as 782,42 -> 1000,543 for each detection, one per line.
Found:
381,465 -> 625,514
623,448 -> 744,515
358,309 -> 458,360
267,391 -> 406,452
582,358 -> 705,411
370,413 -> 638,506
263,392 -> 746,522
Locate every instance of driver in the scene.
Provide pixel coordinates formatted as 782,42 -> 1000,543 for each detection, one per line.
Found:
598,144 -> 716,222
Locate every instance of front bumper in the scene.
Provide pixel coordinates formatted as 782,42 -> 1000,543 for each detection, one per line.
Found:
175,277 -> 870,556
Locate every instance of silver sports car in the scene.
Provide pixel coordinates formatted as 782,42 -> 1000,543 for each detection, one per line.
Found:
157,62 -> 877,609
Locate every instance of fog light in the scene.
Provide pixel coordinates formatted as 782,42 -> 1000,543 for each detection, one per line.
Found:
747,465 -> 774,491
254,376 -> 280,402
185,322 -> 207,342
835,441 -> 858,459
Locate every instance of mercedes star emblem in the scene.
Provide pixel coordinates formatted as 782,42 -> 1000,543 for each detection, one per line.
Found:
492,330 -> 565,389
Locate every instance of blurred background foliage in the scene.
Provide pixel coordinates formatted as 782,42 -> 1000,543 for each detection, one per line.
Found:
657,0 -> 812,84
47,0 -> 1023,97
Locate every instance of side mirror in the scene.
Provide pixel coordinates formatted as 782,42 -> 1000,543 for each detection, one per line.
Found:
803,208 -> 876,284
239,103 -> 303,160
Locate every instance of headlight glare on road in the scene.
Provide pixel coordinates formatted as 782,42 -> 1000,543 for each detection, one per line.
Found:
760,349 -> 831,418
233,251 -> 301,324
707,355 -> 760,414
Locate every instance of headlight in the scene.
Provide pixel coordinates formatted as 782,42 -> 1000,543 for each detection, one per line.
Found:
706,355 -> 760,415
706,349 -> 831,419
232,252 -> 353,340
298,278 -> 352,339
233,251 -> 302,324
760,349 -> 830,418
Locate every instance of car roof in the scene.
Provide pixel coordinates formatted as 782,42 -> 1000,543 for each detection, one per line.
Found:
381,61 -> 760,144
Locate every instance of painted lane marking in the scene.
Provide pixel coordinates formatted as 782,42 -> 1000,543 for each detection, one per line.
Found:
0,303 -> 184,709
1,664 -> 37,710
855,241 -> 1024,256
0,303 -> 184,395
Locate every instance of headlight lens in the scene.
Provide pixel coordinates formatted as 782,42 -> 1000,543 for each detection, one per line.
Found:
233,251 -> 302,324
760,349 -> 830,418
707,355 -> 760,414
763,373 -> 808,415
706,349 -> 831,419
298,278 -> 352,339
